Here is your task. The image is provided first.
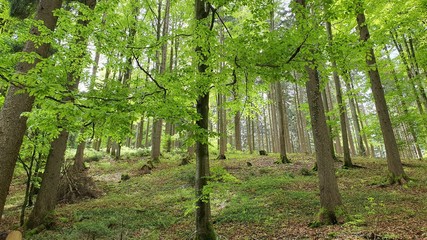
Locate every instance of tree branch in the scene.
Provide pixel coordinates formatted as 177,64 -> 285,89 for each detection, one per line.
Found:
132,52 -> 167,98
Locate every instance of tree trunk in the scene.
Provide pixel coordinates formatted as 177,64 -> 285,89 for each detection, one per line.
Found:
26,0 -> 97,229
0,0 -> 63,220
135,117 -> 144,149
326,21 -> 352,167
345,74 -> 367,156
295,0 -> 343,224
275,82 -> 290,163
217,93 -> 227,159
26,130 -> 69,229
194,1 -> 216,238
305,65 -> 343,224
356,3 -> 407,183
246,117 -> 253,154
234,110 -> 242,151
321,85 -> 338,161
151,119 -> 163,162
145,118 -> 151,147
73,141 -> 86,172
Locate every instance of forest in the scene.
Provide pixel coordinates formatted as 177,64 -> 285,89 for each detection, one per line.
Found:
0,0 -> 426,239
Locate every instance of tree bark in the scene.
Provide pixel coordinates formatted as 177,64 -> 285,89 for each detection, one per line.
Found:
275,82 -> 290,163
194,0 -> 216,239
295,0 -> 343,224
234,110 -> 242,151
135,117 -> 144,149
26,0 -> 97,229
326,21 -> 352,167
26,130 -> 68,229
151,119 -> 163,162
73,141 -> 86,172
356,3 -> 407,183
305,65 -> 343,224
0,0 -> 63,220
217,93 -> 227,159
345,73 -> 367,156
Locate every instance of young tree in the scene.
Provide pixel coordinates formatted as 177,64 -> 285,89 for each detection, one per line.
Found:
0,0 -> 63,220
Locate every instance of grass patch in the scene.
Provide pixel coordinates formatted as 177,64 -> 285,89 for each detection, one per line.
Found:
3,153 -> 426,239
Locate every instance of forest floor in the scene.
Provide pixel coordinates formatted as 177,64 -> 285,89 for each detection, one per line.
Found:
2,150 -> 427,239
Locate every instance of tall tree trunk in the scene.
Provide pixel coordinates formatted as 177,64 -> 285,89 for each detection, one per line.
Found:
305,65 -> 343,224
151,0 -> 170,162
345,73 -> 366,156
246,117 -> 254,154
295,0 -> 343,224
26,0 -> 97,229
356,2 -> 407,183
326,21 -> 352,167
194,1 -> 216,239
321,85 -> 338,161
217,93 -> 227,159
234,110 -> 242,151
135,117 -> 144,149
0,0 -> 63,220
275,82 -> 290,163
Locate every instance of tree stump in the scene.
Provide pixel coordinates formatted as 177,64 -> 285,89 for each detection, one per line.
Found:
140,165 -> 152,175
259,150 -> 267,156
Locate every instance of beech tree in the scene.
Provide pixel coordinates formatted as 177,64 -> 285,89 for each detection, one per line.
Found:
194,0 -> 216,238
294,0 -> 343,224
0,0 -> 63,221
355,0 -> 407,183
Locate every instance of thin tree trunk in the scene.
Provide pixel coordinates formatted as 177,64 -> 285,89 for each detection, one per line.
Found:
234,110 -> 242,151
322,85 -> 337,161
194,1 -> 216,238
275,82 -> 290,163
135,117 -> 144,149
217,93 -> 227,159
356,3 -> 407,183
345,74 -> 366,156
0,0 -> 63,220
151,119 -> 163,162
326,21 -> 352,167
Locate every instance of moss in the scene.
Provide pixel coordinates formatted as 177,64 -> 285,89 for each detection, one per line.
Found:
195,223 -> 216,240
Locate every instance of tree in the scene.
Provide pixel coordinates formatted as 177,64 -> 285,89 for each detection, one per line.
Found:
194,0 -> 216,238
355,0 -> 407,183
26,0 -> 97,229
325,20 -> 352,167
0,0 -> 63,221
294,0 -> 343,224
